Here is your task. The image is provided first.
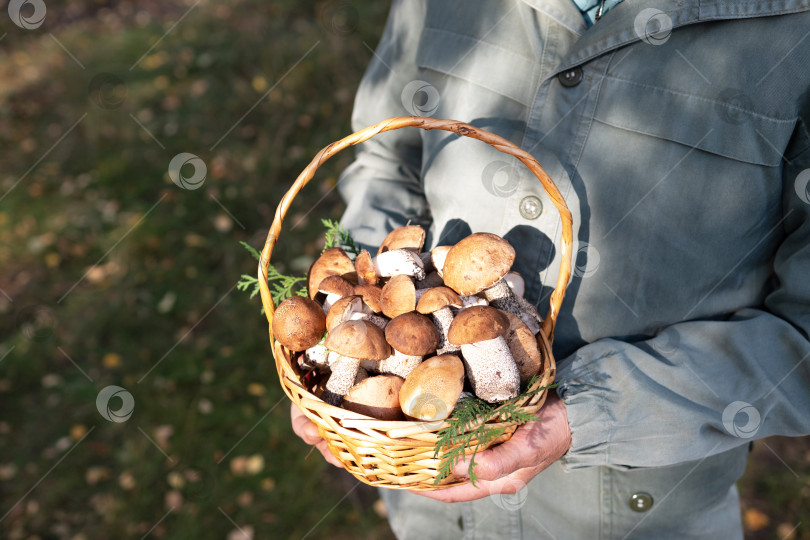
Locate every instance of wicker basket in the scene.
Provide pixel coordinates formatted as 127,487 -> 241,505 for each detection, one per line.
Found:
258,116 -> 573,490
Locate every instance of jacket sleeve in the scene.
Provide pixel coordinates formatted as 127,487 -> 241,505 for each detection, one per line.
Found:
557,129 -> 810,470
337,0 -> 432,249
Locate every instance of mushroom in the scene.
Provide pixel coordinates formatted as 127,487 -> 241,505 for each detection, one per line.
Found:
379,275 -> 428,318
326,295 -> 388,331
317,275 -> 355,313
443,233 -> 536,332
447,305 -> 521,402
342,375 -> 405,420
377,225 -> 425,254
322,320 -> 391,406
378,311 -> 440,378
416,287 -> 462,355
355,247 -> 426,282
503,271 -> 542,334
307,248 -> 355,299
271,296 -> 326,352
399,355 -> 465,421
431,245 -> 452,278
501,312 -> 543,384
353,283 -> 384,313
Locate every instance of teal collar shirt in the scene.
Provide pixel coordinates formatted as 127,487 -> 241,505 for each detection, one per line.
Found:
338,0 -> 810,537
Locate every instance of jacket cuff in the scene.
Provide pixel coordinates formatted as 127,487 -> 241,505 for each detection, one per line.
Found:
555,349 -> 614,470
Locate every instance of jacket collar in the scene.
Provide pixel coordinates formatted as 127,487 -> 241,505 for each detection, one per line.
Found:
522,0 -> 810,75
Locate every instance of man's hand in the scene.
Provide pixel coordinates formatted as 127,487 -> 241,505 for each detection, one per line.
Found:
290,403 -> 343,467
412,393 -> 571,503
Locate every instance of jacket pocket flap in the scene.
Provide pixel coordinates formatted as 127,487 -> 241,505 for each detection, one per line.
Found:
595,76 -> 796,167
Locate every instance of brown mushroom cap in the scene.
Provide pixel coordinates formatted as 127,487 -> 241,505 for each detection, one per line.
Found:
442,233 -> 516,295
377,225 -> 426,255
416,286 -> 462,314
502,311 -> 543,383
318,275 -> 355,297
447,305 -> 510,345
342,375 -> 405,420
325,295 -> 364,332
325,320 -> 391,360
385,312 -> 440,356
353,284 -> 383,313
380,274 -> 416,319
272,296 -> 326,351
399,355 -> 465,421
354,249 -> 378,285
307,248 -> 355,299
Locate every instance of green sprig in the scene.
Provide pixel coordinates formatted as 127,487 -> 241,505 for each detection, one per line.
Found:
321,218 -> 361,257
237,241 -> 306,306
433,377 -> 561,487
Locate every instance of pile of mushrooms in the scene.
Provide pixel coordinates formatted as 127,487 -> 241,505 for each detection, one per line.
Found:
271,225 -> 544,422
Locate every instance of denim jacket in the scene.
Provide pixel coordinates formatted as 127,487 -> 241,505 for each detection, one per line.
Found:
338,0 -> 810,537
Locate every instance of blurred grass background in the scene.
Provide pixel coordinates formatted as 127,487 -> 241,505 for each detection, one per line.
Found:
0,1 -> 807,539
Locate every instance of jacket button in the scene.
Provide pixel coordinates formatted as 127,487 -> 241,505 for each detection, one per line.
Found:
629,492 -> 654,512
558,67 -> 583,87
519,195 -> 543,220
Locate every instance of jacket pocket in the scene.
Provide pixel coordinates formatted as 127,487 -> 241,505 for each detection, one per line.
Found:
594,75 -> 796,166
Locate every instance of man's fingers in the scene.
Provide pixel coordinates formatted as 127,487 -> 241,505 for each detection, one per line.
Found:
290,404 -> 323,445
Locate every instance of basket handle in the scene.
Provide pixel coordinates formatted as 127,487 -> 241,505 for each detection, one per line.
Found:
259,116 -> 573,340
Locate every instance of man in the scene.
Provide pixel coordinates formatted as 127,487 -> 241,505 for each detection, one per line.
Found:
293,0 -> 810,537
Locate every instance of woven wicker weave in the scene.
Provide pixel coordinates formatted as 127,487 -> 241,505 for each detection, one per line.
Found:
259,117 -> 573,490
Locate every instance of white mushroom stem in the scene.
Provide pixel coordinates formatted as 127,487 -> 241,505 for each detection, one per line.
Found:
304,340 -> 330,369
323,355 -> 362,406
460,336 -> 520,402
514,296 -> 542,334
348,312 -> 389,329
373,249 -> 426,280
431,246 -> 451,278
451,295 -> 488,315
483,279 -> 540,333
377,350 -> 422,379
322,292 -> 343,314
432,307 -> 460,355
